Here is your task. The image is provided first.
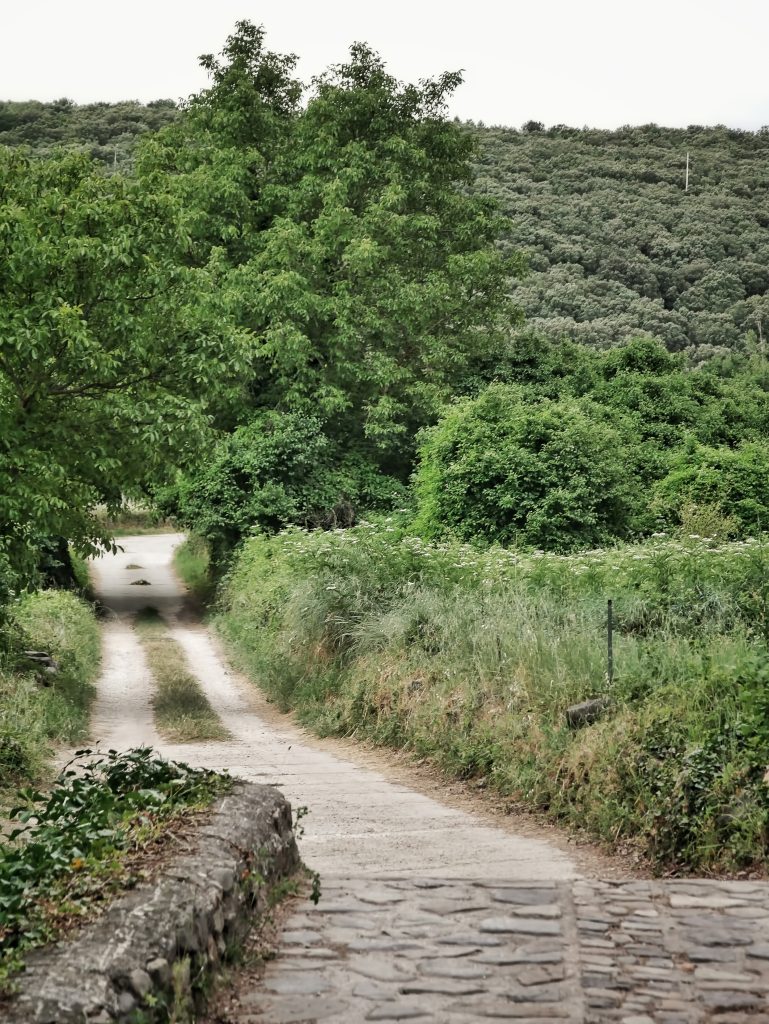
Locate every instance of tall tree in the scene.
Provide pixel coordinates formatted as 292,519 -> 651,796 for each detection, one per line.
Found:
143,23 -> 521,546
0,148 -> 249,585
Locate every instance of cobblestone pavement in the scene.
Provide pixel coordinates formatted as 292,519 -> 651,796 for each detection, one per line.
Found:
237,877 -> 769,1023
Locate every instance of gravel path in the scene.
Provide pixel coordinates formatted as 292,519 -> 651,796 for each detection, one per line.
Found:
88,534 -> 769,1022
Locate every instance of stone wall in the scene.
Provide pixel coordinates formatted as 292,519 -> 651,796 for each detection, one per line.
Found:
6,782 -> 300,1023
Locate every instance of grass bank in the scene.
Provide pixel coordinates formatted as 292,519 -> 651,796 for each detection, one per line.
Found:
216,523 -> 769,873
0,590 -> 100,790
135,608 -> 229,742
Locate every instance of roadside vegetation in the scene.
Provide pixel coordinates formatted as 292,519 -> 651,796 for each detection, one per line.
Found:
0,748 -> 230,991
95,504 -> 176,538
135,608 -> 229,742
0,591 -> 100,793
173,535 -> 215,609
217,525 -> 769,872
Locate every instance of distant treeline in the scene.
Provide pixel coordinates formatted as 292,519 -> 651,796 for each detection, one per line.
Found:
3,99 -> 769,356
0,98 -> 177,167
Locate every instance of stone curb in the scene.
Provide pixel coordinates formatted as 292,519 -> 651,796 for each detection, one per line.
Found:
6,781 -> 300,1023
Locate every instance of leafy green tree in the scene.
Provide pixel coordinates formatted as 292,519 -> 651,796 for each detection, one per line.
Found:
240,41 -> 520,458
0,149 -> 249,583
143,23 -> 520,544
413,385 -> 640,551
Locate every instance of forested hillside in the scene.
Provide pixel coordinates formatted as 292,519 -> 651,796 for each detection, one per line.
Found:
4,98 -> 769,359
473,123 -> 769,357
0,98 -> 177,168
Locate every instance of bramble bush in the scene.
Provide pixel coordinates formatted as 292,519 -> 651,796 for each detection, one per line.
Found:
652,439 -> 769,536
412,386 -> 641,551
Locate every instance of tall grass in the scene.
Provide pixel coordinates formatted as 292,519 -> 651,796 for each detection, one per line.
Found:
0,590 -> 100,789
217,523 -> 769,871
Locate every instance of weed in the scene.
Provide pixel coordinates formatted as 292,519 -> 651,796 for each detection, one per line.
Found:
172,534 -> 216,608
0,590 -> 100,791
0,748 -> 230,989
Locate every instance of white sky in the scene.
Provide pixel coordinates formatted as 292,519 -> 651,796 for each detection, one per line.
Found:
2,0 -> 768,130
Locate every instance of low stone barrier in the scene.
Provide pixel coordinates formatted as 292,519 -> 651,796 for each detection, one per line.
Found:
6,781 -> 300,1023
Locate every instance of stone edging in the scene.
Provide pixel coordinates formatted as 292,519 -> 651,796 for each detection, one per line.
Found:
6,781 -> 300,1023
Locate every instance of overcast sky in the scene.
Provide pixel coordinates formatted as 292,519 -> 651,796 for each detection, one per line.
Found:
2,0 -> 768,130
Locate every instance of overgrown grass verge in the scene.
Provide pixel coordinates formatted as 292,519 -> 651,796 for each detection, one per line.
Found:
0,591 -> 100,791
0,747 -> 230,991
135,608 -> 229,742
173,534 -> 216,608
217,524 -> 769,873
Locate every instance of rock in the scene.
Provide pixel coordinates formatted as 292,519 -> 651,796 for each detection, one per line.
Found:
701,990 -> 765,1011
145,957 -> 171,988
116,991 -> 136,1015
479,916 -> 562,936
3,783 -> 299,1024
128,968 -> 152,998
23,650 -> 60,672
565,697 -> 609,728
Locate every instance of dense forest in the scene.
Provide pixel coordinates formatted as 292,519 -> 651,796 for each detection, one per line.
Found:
0,97 -> 177,168
474,123 -> 769,358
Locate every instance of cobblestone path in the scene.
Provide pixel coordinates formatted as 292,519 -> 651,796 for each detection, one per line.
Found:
237,877 -> 769,1023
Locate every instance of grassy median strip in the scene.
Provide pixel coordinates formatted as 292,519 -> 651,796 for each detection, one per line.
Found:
135,608 -> 229,742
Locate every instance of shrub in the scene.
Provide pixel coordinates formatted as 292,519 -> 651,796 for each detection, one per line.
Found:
653,439 -> 769,536
413,385 -> 640,551
164,410 -> 405,561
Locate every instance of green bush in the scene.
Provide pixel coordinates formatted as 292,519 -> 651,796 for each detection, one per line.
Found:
653,439 -> 769,536
413,386 -> 640,551
164,411 -> 406,561
217,525 -> 769,871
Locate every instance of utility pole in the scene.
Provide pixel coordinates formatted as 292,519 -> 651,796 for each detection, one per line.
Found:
685,151 -> 690,192
757,313 -> 765,362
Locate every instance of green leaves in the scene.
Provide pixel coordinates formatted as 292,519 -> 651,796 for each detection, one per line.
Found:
0,148 -> 251,582
0,748 -> 229,987
413,385 -> 640,552
143,23 -> 520,540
